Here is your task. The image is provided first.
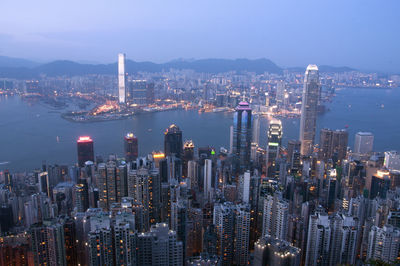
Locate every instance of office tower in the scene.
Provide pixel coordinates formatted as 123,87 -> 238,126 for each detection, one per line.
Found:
305,211 -> 331,266
384,151 -> 400,170
354,132 -> 374,155
187,160 -> 198,189
124,132 -> 138,162
204,159 -> 212,200
367,225 -> 400,263
276,80 -> 286,107
266,119 -> 282,178
239,170 -> 251,204
262,193 -> 289,241
136,223 -> 183,266
30,220 -> 67,266
129,80 -> 147,105
326,169 -> 338,211
234,204 -> 250,266
252,114 -> 260,145
253,235 -> 301,266
183,140 -> 195,178
146,82 -> 155,104
318,128 -> 348,162
287,139 -> 301,165
299,64 -> 320,156
213,202 -> 235,266
370,173 -> 391,199
164,124 -> 183,159
77,136 -> 94,167
171,200 -> 187,258
229,125 -> 234,154
118,53 -> 126,104
75,182 -> 89,212
232,102 -> 252,172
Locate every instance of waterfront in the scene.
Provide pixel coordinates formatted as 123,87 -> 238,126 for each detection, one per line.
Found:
1,87 -> 399,172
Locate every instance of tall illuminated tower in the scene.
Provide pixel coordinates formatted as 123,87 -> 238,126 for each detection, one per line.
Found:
299,64 -> 320,156
77,136 -> 94,167
124,132 -> 138,162
118,53 -> 126,104
164,124 -> 183,159
266,119 -> 282,177
233,102 -> 252,172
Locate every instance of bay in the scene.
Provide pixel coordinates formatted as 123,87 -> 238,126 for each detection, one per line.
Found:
0,87 -> 399,172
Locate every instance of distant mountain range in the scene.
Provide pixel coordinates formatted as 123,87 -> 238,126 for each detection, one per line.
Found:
0,56 -> 356,79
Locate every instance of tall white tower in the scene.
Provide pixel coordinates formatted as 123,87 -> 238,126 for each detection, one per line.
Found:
118,53 -> 126,104
299,64 -> 320,156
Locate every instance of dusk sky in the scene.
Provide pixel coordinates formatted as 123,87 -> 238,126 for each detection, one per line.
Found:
1,0 -> 399,72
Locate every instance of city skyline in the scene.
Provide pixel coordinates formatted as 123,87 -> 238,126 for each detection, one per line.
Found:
1,0 -> 400,261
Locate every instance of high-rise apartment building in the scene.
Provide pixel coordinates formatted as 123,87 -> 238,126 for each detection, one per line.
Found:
30,220 -> 66,266
254,235 -> 301,266
299,64 -> 320,156
136,223 -> 183,266
234,204 -> 250,266
367,225 -> 400,263
214,202 -> 235,265
262,193 -> 289,241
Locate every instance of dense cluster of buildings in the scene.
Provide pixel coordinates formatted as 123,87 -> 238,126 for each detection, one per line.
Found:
1,64 -> 400,266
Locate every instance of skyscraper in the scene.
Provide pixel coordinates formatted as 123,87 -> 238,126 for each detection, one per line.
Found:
266,119 -> 282,177
204,159 -> 212,200
129,80 -> 147,105
318,128 -> 348,163
183,140 -> 195,178
305,211 -> 331,266
234,204 -> 251,266
252,114 -> 260,145
75,182 -> 89,212
124,132 -> 138,162
233,102 -> 252,172
299,64 -> 320,156
354,132 -> 374,155
164,124 -> 183,159
77,136 -> 94,167
118,53 -> 126,104
276,80 -> 286,107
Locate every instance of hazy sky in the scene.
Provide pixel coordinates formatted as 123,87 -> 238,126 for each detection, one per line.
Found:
0,0 -> 399,72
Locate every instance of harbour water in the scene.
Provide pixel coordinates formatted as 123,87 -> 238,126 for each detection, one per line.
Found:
1,87 -> 399,172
